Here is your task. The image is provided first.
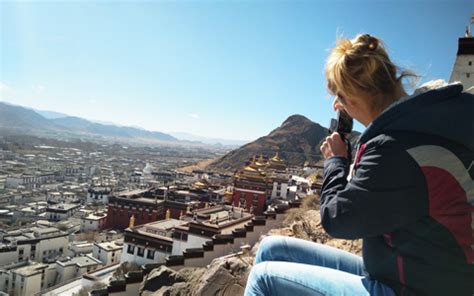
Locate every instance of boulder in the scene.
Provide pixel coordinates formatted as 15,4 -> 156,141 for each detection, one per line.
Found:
140,265 -> 185,294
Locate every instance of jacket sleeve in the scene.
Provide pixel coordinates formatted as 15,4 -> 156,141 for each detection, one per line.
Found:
320,139 -> 427,239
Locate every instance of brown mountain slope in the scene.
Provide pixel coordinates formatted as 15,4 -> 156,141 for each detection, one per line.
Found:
207,114 -> 360,172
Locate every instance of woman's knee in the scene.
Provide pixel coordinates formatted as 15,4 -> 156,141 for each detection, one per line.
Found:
245,262 -> 268,296
255,236 -> 287,264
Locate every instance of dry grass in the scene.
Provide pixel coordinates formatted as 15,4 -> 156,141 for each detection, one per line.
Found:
275,194 -> 362,256
177,158 -> 218,173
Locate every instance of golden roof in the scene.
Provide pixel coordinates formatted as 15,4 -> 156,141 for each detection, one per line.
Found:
244,166 -> 258,172
271,152 -> 282,162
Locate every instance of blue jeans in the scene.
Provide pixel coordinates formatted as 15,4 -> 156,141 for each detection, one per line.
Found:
244,236 -> 397,296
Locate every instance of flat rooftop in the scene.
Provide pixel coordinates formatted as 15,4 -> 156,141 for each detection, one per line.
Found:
95,241 -> 123,251
146,219 -> 187,230
12,262 -> 49,277
47,203 -> 81,211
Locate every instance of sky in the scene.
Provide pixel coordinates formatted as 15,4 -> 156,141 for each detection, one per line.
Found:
0,0 -> 472,141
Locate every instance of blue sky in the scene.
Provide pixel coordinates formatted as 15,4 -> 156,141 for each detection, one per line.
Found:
0,0 -> 472,141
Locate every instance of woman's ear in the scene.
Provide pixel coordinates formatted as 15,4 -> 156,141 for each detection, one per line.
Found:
332,97 -> 344,111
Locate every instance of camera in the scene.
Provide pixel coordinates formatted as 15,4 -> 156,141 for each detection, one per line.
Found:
329,109 -> 353,162
329,109 -> 353,140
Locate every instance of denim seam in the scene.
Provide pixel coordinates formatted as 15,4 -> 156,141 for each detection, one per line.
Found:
264,262 -> 326,296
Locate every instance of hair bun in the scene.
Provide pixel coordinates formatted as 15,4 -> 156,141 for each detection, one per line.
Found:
358,34 -> 379,51
368,37 -> 378,51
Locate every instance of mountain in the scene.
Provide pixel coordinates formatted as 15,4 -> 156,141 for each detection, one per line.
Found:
170,132 -> 250,147
51,116 -> 177,141
0,102 -> 61,132
0,102 -> 177,143
33,109 -> 69,119
207,114 -> 360,172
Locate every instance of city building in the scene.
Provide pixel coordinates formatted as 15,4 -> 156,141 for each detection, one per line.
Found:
86,187 -> 112,204
105,189 -> 166,230
92,241 -> 123,266
105,187 -> 201,230
0,226 -> 69,266
0,261 -> 57,296
55,254 -> 102,283
121,205 -> 253,266
232,153 -> 290,215
121,218 -> 186,266
45,203 -> 81,221
80,212 -> 107,232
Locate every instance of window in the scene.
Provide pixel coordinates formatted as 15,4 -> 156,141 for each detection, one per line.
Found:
127,244 -> 135,254
137,247 -> 144,257
19,249 -> 24,255
467,73 -> 471,78
147,250 -> 155,260
469,61 -> 472,66
112,252 -> 115,257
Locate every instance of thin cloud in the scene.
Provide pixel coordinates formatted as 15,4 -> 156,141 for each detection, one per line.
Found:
0,82 -> 13,93
32,84 -> 46,93
188,113 -> 200,119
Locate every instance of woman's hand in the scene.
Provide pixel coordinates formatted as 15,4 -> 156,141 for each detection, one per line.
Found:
320,132 -> 348,159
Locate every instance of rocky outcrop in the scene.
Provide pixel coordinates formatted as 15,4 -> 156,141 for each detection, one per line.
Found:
140,266 -> 186,295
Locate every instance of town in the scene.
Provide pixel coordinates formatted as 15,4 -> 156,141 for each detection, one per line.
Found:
0,134 -> 324,296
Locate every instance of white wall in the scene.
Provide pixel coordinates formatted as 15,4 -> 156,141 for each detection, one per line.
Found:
87,192 -> 109,204
450,54 -> 474,88
172,234 -> 210,256
120,243 -> 169,266
0,249 -> 20,266
271,182 -> 288,200
37,235 -> 69,262
21,273 -> 41,296
81,218 -> 105,232
93,245 -> 121,266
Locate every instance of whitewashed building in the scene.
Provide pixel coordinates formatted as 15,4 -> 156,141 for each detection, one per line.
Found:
0,226 -> 69,266
86,187 -> 112,204
0,261 -> 57,296
449,27 -> 474,91
92,241 -> 123,266
80,213 -> 107,232
121,205 -> 253,266
121,219 -> 187,266
45,203 -> 81,221
55,255 -> 102,283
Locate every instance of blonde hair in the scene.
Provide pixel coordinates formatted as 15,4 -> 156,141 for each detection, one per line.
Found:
326,34 -> 414,112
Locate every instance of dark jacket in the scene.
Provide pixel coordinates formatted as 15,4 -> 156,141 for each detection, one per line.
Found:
320,84 -> 474,296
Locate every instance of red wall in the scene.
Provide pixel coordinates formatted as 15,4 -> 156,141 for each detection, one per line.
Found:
232,189 -> 266,215
105,205 -> 164,230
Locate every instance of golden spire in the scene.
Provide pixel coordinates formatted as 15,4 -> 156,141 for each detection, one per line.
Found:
166,209 -> 171,220
128,215 -> 135,228
205,202 -> 209,208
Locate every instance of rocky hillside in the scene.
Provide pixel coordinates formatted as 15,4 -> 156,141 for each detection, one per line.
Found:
207,114 -> 360,172
140,195 -> 362,296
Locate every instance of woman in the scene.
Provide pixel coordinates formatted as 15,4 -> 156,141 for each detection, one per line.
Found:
244,34 -> 473,296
